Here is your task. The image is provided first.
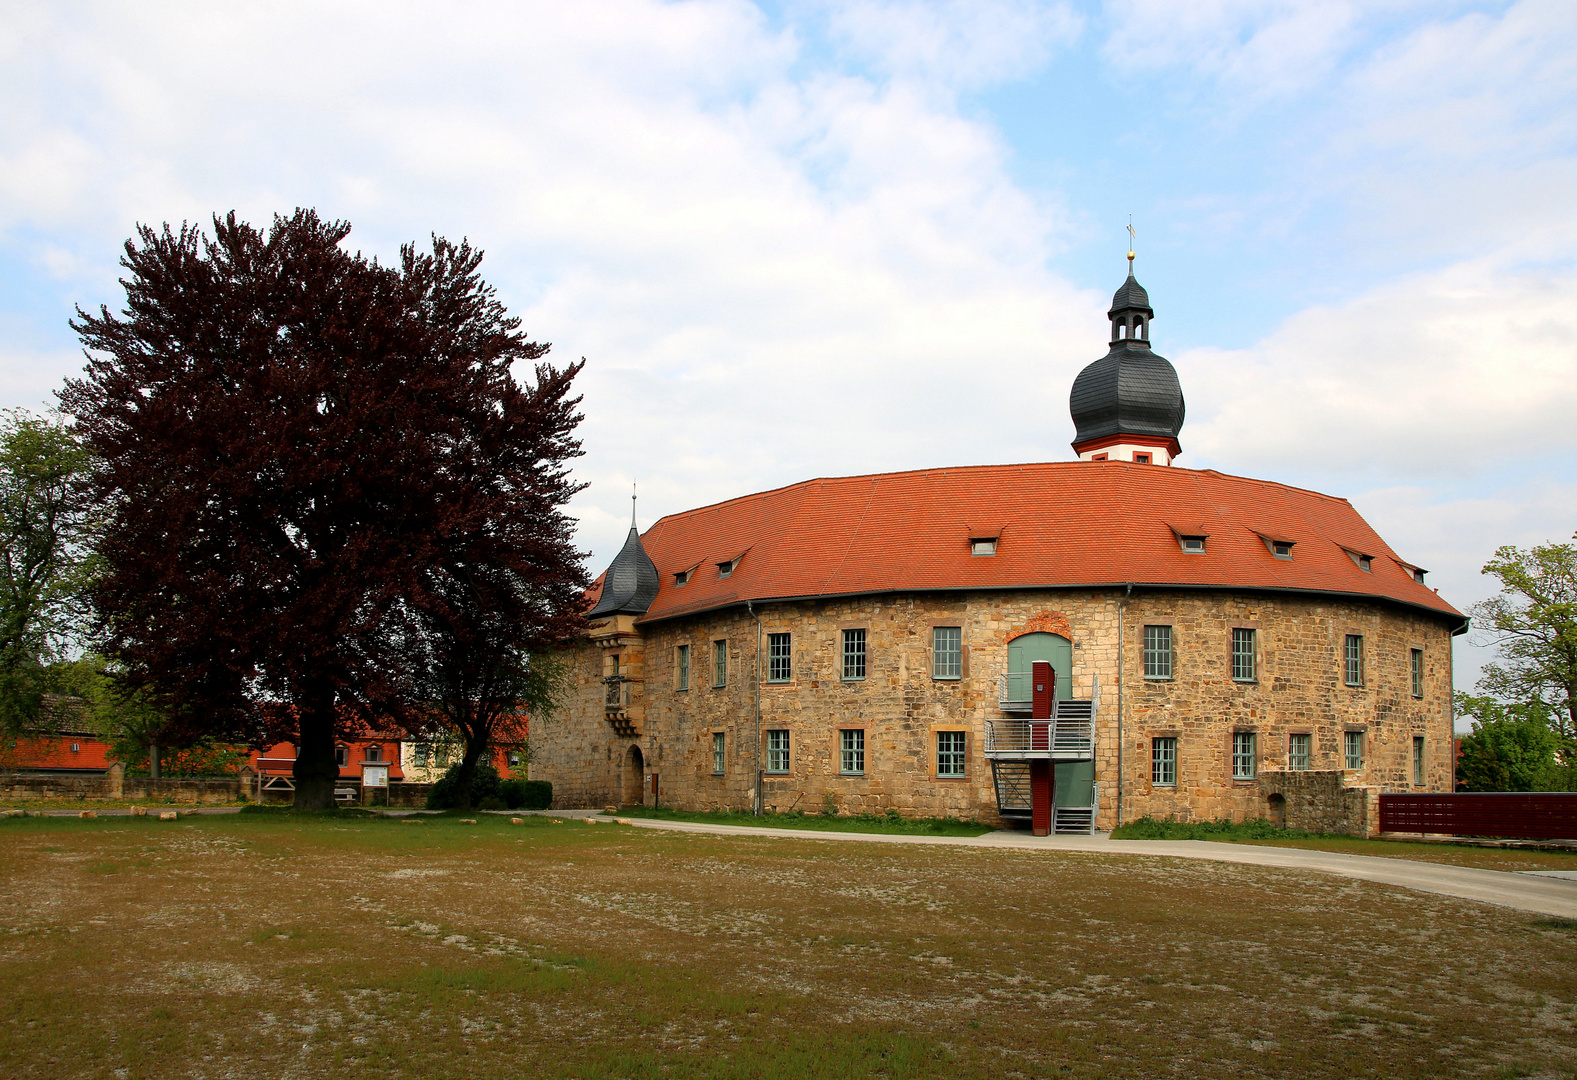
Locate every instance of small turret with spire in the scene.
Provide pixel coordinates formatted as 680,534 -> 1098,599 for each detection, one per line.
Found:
1068,224 -> 1186,466
587,485 -> 660,619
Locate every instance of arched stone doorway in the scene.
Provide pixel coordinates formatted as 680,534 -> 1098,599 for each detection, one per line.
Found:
1268,793 -> 1287,830
624,745 -> 645,808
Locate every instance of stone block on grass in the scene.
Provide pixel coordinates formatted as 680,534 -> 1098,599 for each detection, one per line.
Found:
158,811 -> 178,821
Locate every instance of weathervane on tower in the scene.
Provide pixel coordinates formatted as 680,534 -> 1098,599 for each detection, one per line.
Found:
1126,215 -> 1137,266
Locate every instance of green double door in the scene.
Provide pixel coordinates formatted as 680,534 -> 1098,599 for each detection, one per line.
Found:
1007,633 -> 1091,808
1006,632 -> 1072,703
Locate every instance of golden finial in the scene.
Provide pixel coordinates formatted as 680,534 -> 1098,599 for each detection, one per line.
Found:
1126,216 -> 1138,264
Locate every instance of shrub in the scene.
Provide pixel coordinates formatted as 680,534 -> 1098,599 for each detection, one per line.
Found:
498,779 -> 553,810
426,761 -> 502,810
477,796 -> 506,811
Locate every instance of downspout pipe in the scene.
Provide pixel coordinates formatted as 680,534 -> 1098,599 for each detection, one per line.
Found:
748,599 -> 763,815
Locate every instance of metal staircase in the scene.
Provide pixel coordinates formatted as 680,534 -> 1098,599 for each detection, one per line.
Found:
990,761 -> 1032,818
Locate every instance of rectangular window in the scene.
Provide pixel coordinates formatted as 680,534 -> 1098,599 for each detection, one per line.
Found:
932,626 -> 962,679
712,731 -> 726,774
840,729 -> 865,775
1345,635 -> 1363,686
936,731 -> 966,777
364,744 -> 382,762
1413,736 -> 1425,785
507,750 -> 521,768
1344,730 -> 1364,770
766,729 -> 790,774
1152,737 -> 1177,786
414,743 -> 430,767
768,633 -> 792,683
1232,628 -> 1256,682
1288,733 -> 1310,771
335,745 -> 348,767
1232,731 -> 1256,780
842,628 -> 867,680
1143,625 -> 1173,680
676,644 -> 690,690
1410,648 -> 1424,697
713,640 -> 727,688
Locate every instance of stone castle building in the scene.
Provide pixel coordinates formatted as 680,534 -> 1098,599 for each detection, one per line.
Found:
531,265 -> 1466,833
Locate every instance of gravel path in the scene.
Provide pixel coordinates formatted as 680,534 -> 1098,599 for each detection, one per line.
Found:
574,812 -> 1577,919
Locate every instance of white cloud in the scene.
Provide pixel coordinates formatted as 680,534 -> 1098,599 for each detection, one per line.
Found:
824,0 -> 1083,90
1182,257 -> 1577,480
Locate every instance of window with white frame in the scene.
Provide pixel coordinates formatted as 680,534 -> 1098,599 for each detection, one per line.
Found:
1410,648 -> 1424,698
1143,625 -> 1172,679
414,743 -> 431,767
842,628 -> 866,680
768,633 -> 792,682
932,626 -> 962,679
712,731 -> 726,774
1344,730 -> 1364,770
936,731 -> 966,777
1413,736 -> 1425,785
676,644 -> 690,690
1232,628 -> 1256,682
335,745 -> 348,767
713,639 -> 727,688
1232,731 -> 1256,779
840,729 -> 865,775
1152,737 -> 1177,786
1344,635 -> 1363,687
507,750 -> 521,768
364,743 -> 382,762
1288,733 -> 1311,771
766,729 -> 790,774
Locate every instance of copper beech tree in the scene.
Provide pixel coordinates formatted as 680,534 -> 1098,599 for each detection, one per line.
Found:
62,210 -> 589,808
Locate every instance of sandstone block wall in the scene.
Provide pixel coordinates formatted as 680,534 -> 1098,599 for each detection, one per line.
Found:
529,586 -> 1457,829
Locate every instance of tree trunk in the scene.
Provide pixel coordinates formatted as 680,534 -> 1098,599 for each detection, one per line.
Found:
293,688 -> 339,810
149,743 -> 160,780
451,736 -> 488,812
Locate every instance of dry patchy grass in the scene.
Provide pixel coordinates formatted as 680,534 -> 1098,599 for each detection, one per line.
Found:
2,814 -> 1575,1080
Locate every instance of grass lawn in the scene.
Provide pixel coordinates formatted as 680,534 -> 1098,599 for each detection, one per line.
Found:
1113,816 -> 1577,873
611,805 -> 995,836
2,813 -> 1576,1079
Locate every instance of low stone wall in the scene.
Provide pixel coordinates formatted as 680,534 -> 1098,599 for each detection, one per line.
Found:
1257,770 -> 1380,837
0,771 -> 244,805
256,780 -> 435,807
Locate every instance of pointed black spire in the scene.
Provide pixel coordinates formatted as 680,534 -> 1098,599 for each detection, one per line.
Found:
588,521 -> 660,619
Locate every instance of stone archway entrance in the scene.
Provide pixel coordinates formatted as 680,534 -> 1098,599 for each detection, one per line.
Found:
624,745 -> 645,808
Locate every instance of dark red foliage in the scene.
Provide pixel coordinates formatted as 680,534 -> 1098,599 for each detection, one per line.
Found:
61,210 -> 589,807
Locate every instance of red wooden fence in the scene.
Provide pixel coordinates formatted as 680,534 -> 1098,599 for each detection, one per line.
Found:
1378,793 -> 1577,840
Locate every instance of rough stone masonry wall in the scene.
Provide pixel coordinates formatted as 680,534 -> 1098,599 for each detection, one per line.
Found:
1258,771 -> 1379,836
530,587 -> 1456,829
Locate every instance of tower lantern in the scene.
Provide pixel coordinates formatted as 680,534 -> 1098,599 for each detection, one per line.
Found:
1068,260 -> 1186,466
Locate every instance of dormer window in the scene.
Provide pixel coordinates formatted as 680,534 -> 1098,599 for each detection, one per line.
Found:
1133,452 -> 1152,465
971,538 -> 998,557
1258,533 -> 1295,560
674,569 -> 691,586
1346,550 -> 1373,573
1168,523 -> 1209,554
1412,567 -> 1426,585
1181,536 -> 1206,553
717,560 -> 734,578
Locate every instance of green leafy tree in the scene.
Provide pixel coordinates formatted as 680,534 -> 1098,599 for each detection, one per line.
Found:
44,656 -> 178,775
1453,692 -> 1567,791
0,412 -> 97,733
1466,535 -> 1577,782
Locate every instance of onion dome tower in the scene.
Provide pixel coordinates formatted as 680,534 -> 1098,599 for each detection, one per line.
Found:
588,501 -> 660,620
1069,253 -> 1186,466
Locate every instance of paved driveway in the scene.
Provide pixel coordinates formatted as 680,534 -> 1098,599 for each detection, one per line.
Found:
575,813 -> 1577,919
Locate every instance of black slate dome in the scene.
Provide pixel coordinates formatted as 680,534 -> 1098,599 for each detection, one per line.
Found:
1069,270 -> 1185,451
587,524 -> 660,619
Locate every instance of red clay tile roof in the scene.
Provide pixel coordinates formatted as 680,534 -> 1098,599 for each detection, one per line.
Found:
2,734 -> 115,771
590,461 -> 1463,627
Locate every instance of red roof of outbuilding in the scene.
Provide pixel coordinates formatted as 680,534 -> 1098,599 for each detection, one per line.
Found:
596,461 -> 1463,626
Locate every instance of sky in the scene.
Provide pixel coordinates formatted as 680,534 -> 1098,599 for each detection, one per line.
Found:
3,0 -> 1574,706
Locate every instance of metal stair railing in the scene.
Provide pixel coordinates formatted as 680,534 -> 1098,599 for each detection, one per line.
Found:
990,760 -> 1033,815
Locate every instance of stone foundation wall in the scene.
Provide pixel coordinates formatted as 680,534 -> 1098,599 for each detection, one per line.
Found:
0,772 -> 244,804
530,586 -> 1456,828
1257,770 -> 1380,836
